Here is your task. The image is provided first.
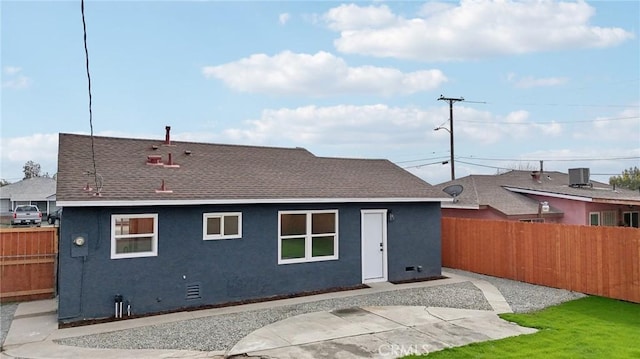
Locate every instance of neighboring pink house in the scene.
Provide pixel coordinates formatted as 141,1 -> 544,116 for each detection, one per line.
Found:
436,169 -> 640,227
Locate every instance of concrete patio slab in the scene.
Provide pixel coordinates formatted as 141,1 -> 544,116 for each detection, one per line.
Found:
361,306 -> 443,327
330,307 -> 405,332
13,300 -> 57,319
3,313 -> 58,348
228,306 -> 538,358
414,321 -> 492,347
450,315 -> 538,340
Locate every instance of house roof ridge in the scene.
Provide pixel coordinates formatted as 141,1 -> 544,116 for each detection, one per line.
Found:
58,133 -> 316,155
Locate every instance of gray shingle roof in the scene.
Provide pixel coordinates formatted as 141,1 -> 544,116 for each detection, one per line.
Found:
436,170 -> 640,216
57,133 -> 447,205
0,177 -> 56,201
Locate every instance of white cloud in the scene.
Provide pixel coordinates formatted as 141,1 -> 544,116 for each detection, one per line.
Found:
507,73 -> 569,88
220,104 -> 565,150
279,13 -> 290,25
3,66 -> 22,75
2,66 -> 32,89
0,133 -> 58,181
453,108 -> 564,145
572,105 -> 640,143
324,1 -> 635,61
323,4 -> 398,31
203,51 -> 447,96
223,104 -> 435,146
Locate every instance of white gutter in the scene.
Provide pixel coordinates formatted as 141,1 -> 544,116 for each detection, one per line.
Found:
503,187 -> 593,202
441,203 -> 480,209
57,197 -> 454,207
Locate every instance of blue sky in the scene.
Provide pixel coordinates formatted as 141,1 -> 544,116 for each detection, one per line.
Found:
2,0 -> 639,185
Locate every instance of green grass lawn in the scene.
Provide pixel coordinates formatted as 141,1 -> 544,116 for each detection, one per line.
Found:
406,296 -> 640,358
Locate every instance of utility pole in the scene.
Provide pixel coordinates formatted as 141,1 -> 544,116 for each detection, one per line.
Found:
437,95 -> 464,180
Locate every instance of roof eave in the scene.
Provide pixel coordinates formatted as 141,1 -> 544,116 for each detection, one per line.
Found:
591,198 -> 640,206
441,203 -> 480,209
57,197 -> 453,207
503,187 -> 593,202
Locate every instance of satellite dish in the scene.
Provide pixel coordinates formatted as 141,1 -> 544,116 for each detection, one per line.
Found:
443,184 -> 464,202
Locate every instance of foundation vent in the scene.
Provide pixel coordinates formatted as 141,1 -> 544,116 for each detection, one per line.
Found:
186,282 -> 201,300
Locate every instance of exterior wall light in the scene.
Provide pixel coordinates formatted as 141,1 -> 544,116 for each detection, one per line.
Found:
387,210 -> 395,222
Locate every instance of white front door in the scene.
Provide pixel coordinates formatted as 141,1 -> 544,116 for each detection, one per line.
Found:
361,210 -> 388,283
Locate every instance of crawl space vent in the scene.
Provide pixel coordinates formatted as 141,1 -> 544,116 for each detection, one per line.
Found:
185,282 -> 201,300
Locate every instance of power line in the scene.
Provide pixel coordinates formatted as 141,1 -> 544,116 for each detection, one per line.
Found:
399,156 -> 640,170
455,160 -> 513,171
81,0 -> 101,195
402,160 -> 450,169
457,156 -> 640,162
457,115 -> 639,125
395,155 -> 450,164
511,103 -> 639,109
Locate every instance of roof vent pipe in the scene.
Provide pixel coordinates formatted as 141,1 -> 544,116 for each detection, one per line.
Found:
156,179 -> 173,193
163,153 -> 180,168
165,126 -> 171,145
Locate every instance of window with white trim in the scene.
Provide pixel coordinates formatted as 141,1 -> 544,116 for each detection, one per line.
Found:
111,214 -> 158,259
203,212 -> 242,240
601,210 -> 617,226
278,210 -> 338,264
589,212 -> 600,226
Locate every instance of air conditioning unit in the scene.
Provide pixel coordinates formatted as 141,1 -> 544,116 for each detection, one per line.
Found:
568,168 -> 590,187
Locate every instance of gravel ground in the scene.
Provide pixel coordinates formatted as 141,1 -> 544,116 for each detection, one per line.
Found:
47,270 -> 586,352
55,281 -> 490,351
444,268 -> 586,313
1,302 -> 19,348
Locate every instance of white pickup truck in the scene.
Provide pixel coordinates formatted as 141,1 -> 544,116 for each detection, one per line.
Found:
11,205 -> 42,226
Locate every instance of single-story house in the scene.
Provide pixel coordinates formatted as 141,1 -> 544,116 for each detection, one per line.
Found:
0,177 -> 57,216
56,129 -> 449,324
436,169 -> 640,227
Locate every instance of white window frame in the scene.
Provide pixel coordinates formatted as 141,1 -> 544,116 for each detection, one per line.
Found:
278,209 -> 339,265
111,213 -> 158,259
589,212 -> 600,226
601,210 -> 617,226
623,211 -> 639,228
203,212 -> 242,240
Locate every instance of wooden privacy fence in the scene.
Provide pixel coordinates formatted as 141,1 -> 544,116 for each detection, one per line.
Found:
0,227 -> 58,302
442,218 -> 640,303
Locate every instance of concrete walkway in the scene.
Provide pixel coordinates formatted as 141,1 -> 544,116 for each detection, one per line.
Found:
1,271 -> 536,358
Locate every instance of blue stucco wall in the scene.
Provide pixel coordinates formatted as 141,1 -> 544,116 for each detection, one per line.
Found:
58,202 -> 441,323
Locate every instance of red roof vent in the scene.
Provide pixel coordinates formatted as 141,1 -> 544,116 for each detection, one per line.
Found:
155,179 -> 173,193
163,153 -> 180,168
147,155 -> 163,165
